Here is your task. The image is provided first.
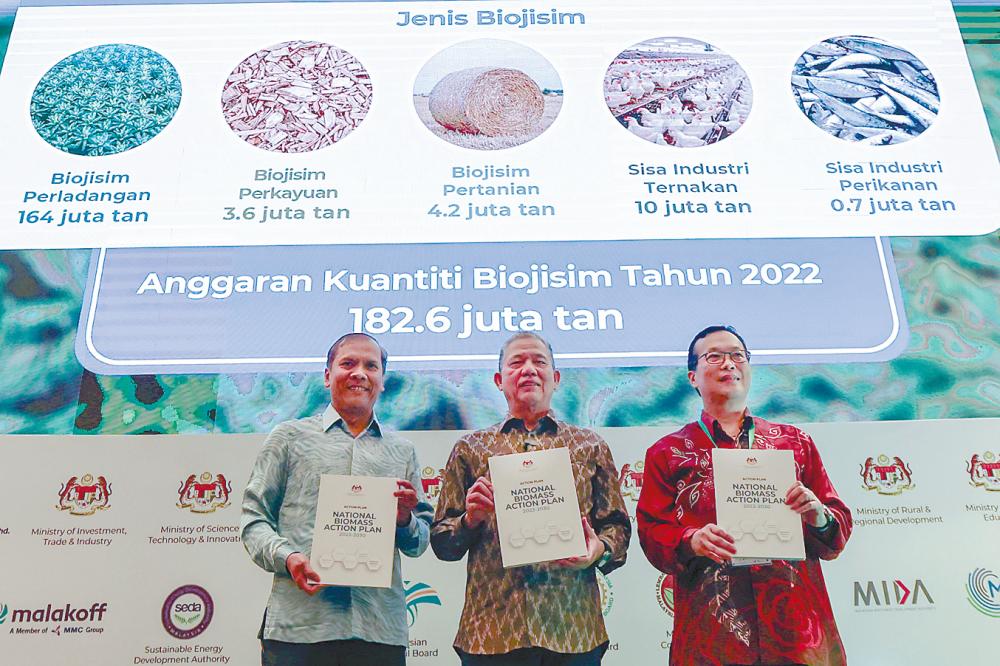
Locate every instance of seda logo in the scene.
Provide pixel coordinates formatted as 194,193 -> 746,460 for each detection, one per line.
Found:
56,474 -> 111,515
619,461 -> 644,502
162,585 -> 214,640
853,579 -> 934,610
968,452 -> 1000,492
177,473 -> 232,513
860,455 -> 914,495
655,574 -> 675,617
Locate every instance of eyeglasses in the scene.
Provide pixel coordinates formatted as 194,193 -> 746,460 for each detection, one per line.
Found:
699,350 -> 751,365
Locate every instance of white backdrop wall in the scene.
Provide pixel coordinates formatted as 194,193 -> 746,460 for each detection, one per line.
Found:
1,418 -> 997,664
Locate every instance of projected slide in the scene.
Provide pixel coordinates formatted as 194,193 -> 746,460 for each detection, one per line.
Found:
0,0 -> 996,250
77,237 -> 907,373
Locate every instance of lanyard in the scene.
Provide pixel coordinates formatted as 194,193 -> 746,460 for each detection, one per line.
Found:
698,418 -> 755,450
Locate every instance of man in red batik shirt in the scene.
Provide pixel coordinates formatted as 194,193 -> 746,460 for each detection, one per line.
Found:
637,325 -> 851,666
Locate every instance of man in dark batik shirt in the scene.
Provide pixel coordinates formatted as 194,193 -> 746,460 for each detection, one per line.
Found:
638,325 -> 852,666
432,333 -> 631,665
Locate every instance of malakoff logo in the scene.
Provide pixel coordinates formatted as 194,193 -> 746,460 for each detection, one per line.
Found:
0,599 -> 108,635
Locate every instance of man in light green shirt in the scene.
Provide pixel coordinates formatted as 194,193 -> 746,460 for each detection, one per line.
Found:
241,333 -> 432,665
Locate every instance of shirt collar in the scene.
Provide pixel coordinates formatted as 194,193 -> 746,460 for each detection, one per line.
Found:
500,412 -> 559,435
322,404 -> 382,438
700,409 -> 753,444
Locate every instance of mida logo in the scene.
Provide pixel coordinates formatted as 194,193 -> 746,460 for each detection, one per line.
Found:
0,604 -> 8,625
403,581 -> 441,627
853,579 -> 934,609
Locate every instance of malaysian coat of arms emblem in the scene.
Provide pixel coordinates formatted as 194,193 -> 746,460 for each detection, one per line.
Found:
56,474 -> 111,515
860,455 -> 914,495
619,461 -> 644,502
968,451 -> 1000,491
177,473 -> 232,513
421,467 -> 445,508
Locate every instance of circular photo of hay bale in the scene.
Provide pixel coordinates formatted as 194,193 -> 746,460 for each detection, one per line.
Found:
414,39 -> 562,150
791,36 -> 939,145
222,40 -> 373,153
605,37 -> 752,148
30,44 -> 181,156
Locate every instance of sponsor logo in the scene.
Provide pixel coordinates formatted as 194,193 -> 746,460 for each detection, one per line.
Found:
655,574 -> 675,617
745,456 -> 758,466
421,467 -> 444,508
522,459 -> 534,469
860,455 -> 914,495
351,484 -> 364,494
161,585 -> 213,640
968,452 -> 1000,492
403,580 -> 442,627
966,568 -> 1000,618
619,461 -> 644,502
56,474 -> 111,515
0,600 -> 108,632
177,473 -> 232,513
596,570 -> 614,617
852,579 -> 934,609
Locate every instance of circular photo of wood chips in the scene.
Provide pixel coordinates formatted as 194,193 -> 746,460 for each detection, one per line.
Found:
222,40 -> 373,153
30,43 -> 181,156
414,39 -> 563,150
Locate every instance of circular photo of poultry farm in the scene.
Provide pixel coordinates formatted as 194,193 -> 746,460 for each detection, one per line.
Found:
792,36 -> 939,145
414,39 -> 563,150
604,37 -> 752,148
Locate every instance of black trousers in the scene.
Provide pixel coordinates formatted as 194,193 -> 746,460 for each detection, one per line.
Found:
261,638 -> 406,666
457,643 -> 608,666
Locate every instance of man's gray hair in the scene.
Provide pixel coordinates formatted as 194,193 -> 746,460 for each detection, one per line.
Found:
326,333 -> 388,373
498,332 -> 556,371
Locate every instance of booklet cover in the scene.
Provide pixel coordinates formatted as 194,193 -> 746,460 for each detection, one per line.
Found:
489,447 -> 587,568
310,475 -> 396,588
712,449 -> 806,561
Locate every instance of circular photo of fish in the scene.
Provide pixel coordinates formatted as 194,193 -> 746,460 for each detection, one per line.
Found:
413,39 -> 563,150
31,44 -> 181,156
792,36 -> 939,145
604,37 -> 752,148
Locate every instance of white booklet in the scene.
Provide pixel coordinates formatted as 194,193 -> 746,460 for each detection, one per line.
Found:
712,449 -> 805,562
489,447 -> 587,568
310,475 -> 396,588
